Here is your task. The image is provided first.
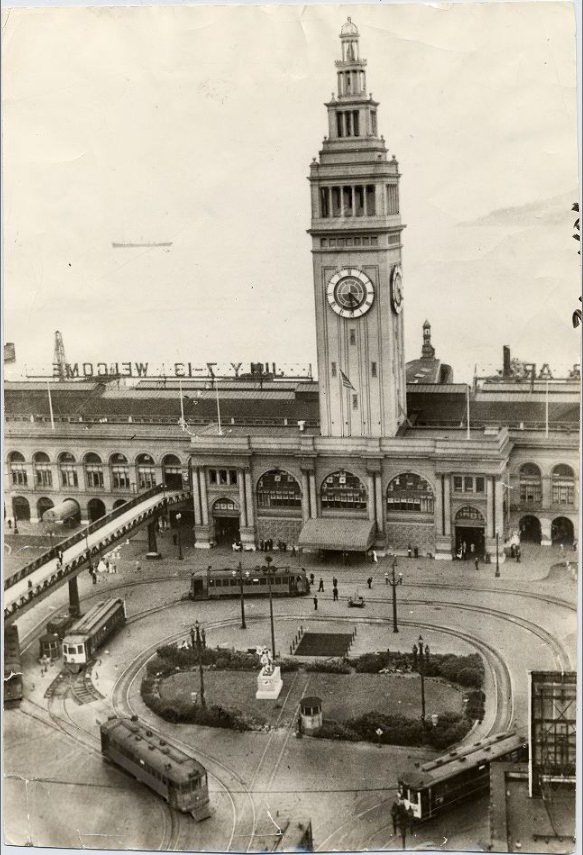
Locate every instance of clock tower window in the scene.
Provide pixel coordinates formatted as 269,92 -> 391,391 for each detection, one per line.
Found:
343,186 -> 354,216
387,184 -> 399,215
371,111 -> 377,136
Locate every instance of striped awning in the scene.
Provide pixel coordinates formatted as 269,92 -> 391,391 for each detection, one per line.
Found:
298,518 -> 376,552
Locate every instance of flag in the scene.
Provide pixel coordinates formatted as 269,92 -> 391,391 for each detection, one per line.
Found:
4,342 -> 16,363
339,369 -> 355,390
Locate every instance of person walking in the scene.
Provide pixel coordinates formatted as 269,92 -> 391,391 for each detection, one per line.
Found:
391,802 -> 399,836
371,549 -> 378,563
318,578 -> 324,592
332,587 -> 339,602
367,576 -> 373,589
474,556 -> 479,571
516,546 -> 521,563
407,544 -> 412,559
309,572 -> 315,586
385,572 -> 389,585
313,595 -> 318,611
332,576 -> 338,588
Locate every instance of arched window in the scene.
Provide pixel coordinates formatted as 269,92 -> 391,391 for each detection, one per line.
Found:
137,453 -> 156,490
257,470 -> 301,510
321,471 -> 366,510
455,506 -> 485,523
110,453 -> 130,490
519,463 -> 541,505
58,452 -> 78,488
9,451 -> 27,487
84,452 -> 104,489
33,452 -> 52,488
387,473 -> 434,513
552,465 -> 575,506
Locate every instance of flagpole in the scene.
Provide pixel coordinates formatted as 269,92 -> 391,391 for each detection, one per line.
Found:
47,381 -> 55,431
215,376 -> 223,436
179,377 -> 185,427
466,384 -> 471,440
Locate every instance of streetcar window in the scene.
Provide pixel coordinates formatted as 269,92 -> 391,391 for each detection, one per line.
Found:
77,645 -> 84,654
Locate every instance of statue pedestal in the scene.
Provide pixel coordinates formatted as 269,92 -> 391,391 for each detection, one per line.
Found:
256,665 -> 283,700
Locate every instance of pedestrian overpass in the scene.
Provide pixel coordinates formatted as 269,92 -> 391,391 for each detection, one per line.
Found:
4,484 -> 192,624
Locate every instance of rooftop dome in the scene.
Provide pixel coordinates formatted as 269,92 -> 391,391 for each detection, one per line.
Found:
340,17 -> 359,37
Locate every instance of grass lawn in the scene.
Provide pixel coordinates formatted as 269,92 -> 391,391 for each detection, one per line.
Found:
158,670 -> 462,728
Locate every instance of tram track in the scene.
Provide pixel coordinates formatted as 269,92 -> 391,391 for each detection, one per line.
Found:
12,574 -> 574,852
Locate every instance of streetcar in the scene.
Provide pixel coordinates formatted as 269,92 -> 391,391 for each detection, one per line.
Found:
62,598 -> 126,671
188,565 -> 309,600
397,731 -> 528,821
3,624 -> 23,708
100,715 -> 211,820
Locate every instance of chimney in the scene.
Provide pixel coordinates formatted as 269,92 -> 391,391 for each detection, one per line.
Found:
503,346 -> 511,377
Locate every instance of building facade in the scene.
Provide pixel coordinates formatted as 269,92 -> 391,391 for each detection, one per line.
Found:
3,20 -> 579,560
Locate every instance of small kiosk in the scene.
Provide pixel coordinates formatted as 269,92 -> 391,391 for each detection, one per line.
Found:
299,696 -> 323,734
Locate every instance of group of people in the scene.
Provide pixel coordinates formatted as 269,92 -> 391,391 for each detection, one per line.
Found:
257,538 -> 296,554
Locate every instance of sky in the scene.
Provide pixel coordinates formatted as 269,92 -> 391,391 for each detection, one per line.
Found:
2,2 -> 581,384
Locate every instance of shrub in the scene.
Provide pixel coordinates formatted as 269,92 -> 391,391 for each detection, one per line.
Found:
305,658 -> 351,674
352,652 -> 390,673
315,719 -> 360,741
426,712 -> 471,749
279,659 -> 301,673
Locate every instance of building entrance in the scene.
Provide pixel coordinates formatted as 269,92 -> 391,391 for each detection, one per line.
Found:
212,498 -> 241,546
454,526 -> 485,559
519,515 -> 542,544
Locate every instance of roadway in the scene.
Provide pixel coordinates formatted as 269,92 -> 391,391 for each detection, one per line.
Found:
2,537 -> 577,852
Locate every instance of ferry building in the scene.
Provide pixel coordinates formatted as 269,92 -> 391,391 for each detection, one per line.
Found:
4,20 -> 579,561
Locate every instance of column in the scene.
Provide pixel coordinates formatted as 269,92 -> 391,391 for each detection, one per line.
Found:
199,470 -> 209,526
435,476 -> 443,536
192,468 -> 202,526
301,471 -> 310,523
367,475 -> 375,522
495,479 -> 504,539
443,477 -> 451,536
374,473 -> 384,535
308,472 -> 318,518
68,576 -> 81,619
238,470 -> 248,527
147,521 -> 158,553
486,478 -> 494,538
244,470 -> 255,527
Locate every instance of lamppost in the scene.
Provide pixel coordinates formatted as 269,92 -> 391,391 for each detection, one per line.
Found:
263,555 -> 277,659
495,530 -> 500,578
388,556 -> 403,633
413,634 -> 429,725
232,562 -> 250,629
193,620 -> 206,709
176,512 -> 184,560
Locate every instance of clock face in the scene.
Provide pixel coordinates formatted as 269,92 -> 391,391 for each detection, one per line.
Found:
327,268 -> 375,319
391,265 -> 404,314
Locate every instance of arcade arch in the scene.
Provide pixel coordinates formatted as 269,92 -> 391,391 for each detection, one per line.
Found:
386,473 -> 434,514
519,515 -> 542,544
87,498 -> 107,523
256,469 -> 302,511
551,517 -> 574,546
321,471 -> 367,511
211,497 -> 240,545
12,496 -> 30,521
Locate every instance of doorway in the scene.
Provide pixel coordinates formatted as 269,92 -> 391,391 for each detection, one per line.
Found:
212,498 -> 240,545
454,526 -> 485,558
519,515 -> 542,544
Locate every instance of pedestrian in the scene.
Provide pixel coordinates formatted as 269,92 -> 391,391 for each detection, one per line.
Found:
332,576 -> 338,588
510,544 -> 516,558
367,576 -> 373,589
559,543 -> 565,557
413,546 -> 419,559
309,572 -> 315,586
385,572 -> 389,585
291,545 -> 296,557
106,560 -> 111,574
516,546 -> 521,563
332,587 -> 338,601
135,559 -> 141,573
313,595 -> 318,611
112,562 -> 118,574
318,578 -> 324,592
407,544 -> 412,559
91,570 -> 97,585
474,556 -> 479,571
371,549 -> 378,563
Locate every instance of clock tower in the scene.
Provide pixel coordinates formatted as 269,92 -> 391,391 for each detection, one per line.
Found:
308,18 -> 406,438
